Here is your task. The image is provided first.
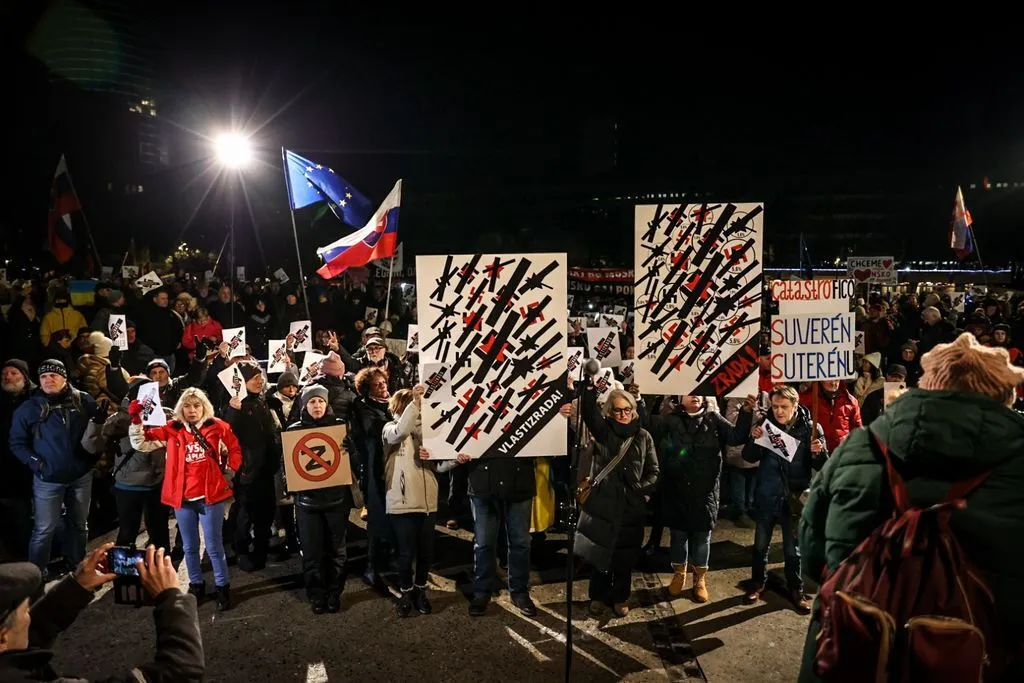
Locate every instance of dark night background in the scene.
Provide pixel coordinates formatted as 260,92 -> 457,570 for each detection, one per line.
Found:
4,2 -> 1023,275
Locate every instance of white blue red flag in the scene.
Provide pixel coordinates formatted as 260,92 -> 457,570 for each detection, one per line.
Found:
316,180 -> 401,279
950,185 -> 974,261
48,155 -> 80,264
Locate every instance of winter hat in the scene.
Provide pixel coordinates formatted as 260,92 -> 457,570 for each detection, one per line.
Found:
863,352 -> 882,370
321,351 -> 345,376
2,359 -> 30,384
886,364 -> 908,379
125,319 -> 137,330
106,289 -> 124,305
364,337 -> 386,349
900,341 -> 918,355
300,384 -> 329,409
87,331 -> 113,359
38,359 -> 68,380
277,372 -> 299,392
993,323 -> 1011,335
919,332 -> 1024,406
237,362 -> 263,382
146,358 -> 170,375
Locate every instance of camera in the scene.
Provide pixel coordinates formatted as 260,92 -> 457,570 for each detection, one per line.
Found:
107,546 -> 146,577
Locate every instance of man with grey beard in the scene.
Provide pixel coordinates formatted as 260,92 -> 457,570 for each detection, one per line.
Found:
0,360 -> 36,561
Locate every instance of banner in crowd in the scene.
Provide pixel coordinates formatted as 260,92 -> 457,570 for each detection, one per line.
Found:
222,327 -> 247,358
137,381 -> 166,427
633,202 -> 764,397
847,256 -> 897,285
268,340 -> 289,373
770,312 -> 857,383
770,279 -> 854,315
586,326 -> 622,367
415,252 -> 568,459
406,324 -> 419,353
567,267 -> 634,296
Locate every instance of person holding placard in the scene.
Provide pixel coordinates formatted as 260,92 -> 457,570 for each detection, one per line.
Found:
741,385 -> 828,614
286,384 -> 357,615
128,387 -> 242,611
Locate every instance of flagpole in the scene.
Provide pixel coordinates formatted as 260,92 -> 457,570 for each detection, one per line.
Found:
282,146 -> 312,321
384,256 -> 395,322
62,157 -> 103,269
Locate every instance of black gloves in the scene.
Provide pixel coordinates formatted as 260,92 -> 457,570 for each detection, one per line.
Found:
108,346 -> 122,369
91,399 -> 110,423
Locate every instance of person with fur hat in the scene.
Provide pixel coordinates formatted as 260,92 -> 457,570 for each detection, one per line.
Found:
223,362 -> 279,573
852,352 -> 884,406
287,383 -> 361,615
77,331 -> 130,417
0,360 -> 36,561
798,333 -> 1024,682
129,387 -> 242,611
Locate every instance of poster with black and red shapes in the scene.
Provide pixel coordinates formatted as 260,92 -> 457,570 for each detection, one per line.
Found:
633,202 -> 764,397
415,253 -> 568,460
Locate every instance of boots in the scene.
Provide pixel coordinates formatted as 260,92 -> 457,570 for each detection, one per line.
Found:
692,566 -> 709,603
668,565 -> 688,598
187,582 -> 206,604
216,584 -> 231,611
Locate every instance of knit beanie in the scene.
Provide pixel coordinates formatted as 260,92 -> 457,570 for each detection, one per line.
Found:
321,351 -> 345,377
87,331 -> 113,359
919,332 -> 1024,406
301,384 -> 329,410
146,359 -> 170,375
237,362 -> 263,382
2,359 -> 30,384
277,372 -> 299,392
106,289 -> 124,305
38,359 -> 68,380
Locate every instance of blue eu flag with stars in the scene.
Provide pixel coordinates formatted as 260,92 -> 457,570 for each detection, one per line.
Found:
284,150 -> 372,227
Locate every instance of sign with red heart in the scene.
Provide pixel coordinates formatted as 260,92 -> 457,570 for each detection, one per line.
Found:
847,257 -> 897,285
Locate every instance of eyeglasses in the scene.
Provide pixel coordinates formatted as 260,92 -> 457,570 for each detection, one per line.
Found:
611,407 -> 632,415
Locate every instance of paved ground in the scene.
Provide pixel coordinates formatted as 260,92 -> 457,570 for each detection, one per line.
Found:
49,514 -> 808,682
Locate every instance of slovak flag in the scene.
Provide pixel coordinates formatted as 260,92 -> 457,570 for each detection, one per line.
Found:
316,180 -> 401,279
950,185 -> 974,261
48,155 -> 81,264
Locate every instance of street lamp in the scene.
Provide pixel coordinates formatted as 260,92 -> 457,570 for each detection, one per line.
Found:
214,133 -> 252,324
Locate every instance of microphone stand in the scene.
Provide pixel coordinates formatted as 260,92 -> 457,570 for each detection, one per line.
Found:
565,376 -> 589,683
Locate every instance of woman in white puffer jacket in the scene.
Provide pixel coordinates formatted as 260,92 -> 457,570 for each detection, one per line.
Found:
382,384 -> 463,618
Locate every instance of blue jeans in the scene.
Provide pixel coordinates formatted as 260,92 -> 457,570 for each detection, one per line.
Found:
752,510 -> 801,592
669,528 -> 712,569
29,472 -> 92,571
470,497 -> 531,597
174,500 -> 229,587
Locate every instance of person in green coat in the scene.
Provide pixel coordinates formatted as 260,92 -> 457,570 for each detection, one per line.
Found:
797,333 -> 1024,682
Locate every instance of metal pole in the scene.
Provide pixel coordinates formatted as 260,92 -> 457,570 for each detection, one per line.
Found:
281,147 -> 312,320
383,256 -> 395,321
229,198 -> 235,326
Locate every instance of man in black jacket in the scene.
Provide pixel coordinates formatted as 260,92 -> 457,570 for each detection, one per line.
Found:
0,544 -> 204,682
0,360 -> 36,562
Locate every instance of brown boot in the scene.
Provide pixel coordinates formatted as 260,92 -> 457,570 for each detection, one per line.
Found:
668,564 -> 688,598
692,566 -> 710,603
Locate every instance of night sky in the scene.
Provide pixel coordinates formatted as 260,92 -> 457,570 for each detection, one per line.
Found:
6,4 -> 1024,267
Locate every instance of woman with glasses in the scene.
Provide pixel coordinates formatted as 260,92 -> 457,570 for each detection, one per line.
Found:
573,383 -> 659,618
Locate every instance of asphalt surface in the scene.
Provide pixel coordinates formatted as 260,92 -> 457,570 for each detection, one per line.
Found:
49,513 -> 809,682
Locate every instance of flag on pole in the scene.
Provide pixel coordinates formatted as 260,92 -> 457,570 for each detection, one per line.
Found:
316,180 -> 401,280
283,150 -> 372,227
48,155 -> 80,264
950,185 -> 974,261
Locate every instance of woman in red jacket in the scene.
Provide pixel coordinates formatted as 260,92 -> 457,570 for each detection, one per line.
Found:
129,387 -> 242,611
181,307 -> 224,360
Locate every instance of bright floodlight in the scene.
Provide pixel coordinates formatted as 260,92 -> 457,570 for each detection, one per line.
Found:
214,133 -> 252,168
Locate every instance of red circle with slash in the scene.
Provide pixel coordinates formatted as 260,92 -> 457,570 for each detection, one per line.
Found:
291,432 -> 341,482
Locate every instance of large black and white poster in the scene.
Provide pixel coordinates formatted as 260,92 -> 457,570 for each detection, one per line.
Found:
416,253 -> 568,459
633,203 -> 764,397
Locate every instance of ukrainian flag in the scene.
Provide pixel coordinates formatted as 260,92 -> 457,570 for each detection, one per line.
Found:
69,280 -> 96,307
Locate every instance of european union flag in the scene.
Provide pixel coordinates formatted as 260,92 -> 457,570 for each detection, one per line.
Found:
283,150 -> 372,228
